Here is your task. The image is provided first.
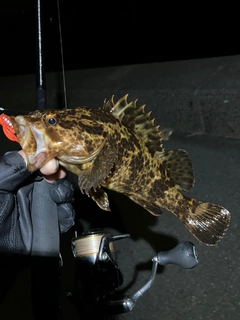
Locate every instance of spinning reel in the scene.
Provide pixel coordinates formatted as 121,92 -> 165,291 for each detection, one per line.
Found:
70,229 -> 198,317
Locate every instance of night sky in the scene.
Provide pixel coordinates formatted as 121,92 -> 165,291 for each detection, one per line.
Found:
0,1 -> 239,76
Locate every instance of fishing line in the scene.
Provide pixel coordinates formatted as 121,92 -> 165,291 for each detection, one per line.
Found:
57,0 -> 68,109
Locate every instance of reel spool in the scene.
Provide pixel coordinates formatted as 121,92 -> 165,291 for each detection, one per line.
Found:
71,229 -> 130,293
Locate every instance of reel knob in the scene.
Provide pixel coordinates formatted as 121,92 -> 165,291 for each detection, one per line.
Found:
157,241 -> 198,269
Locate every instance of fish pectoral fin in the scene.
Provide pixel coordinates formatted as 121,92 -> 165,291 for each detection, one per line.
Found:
89,187 -> 111,211
156,149 -> 194,192
78,140 -> 117,195
78,164 -> 99,195
182,200 -> 230,246
128,196 -> 163,216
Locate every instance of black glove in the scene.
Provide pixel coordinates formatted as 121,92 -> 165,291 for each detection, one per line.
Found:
49,178 -> 76,233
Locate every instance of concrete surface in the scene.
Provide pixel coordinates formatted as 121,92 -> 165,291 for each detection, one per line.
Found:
0,56 -> 239,319
1,55 -> 240,139
113,132 -> 240,320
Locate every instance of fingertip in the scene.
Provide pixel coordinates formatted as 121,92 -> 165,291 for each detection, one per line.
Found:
40,158 -> 59,175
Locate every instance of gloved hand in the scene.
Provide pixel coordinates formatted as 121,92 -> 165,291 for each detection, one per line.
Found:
19,150 -> 76,233
49,178 -> 75,233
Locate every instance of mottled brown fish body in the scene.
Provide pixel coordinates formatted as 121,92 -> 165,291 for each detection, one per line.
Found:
101,132 -> 230,246
7,95 -> 230,246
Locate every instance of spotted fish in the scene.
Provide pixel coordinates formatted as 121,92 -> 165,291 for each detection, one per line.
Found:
0,95 -> 230,245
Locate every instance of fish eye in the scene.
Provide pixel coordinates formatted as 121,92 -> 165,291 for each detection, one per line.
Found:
48,117 -> 57,125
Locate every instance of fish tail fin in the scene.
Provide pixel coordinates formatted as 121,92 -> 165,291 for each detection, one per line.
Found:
181,199 -> 230,246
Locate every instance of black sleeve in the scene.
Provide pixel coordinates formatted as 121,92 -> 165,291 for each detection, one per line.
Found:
0,151 -> 32,301
0,151 -> 31,254
0,151 -> 31,191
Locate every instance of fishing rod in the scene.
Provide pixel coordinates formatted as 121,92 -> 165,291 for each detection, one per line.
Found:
36,0 -> 46,110
31,1 -> 65,319
36,0 -> 67,110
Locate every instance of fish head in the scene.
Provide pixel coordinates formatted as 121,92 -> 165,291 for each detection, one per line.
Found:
9,107 -> 107,171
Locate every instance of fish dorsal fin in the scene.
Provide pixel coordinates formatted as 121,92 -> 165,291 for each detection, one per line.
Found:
103,95 -> 163,154
156,149 -> 195,192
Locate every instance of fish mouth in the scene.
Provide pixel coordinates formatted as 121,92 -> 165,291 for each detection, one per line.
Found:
11,116 -> 37,152
4,114 -> 106,165
0,114 -> 36,152
13,116 -> 106,164
11,116 -> 55,168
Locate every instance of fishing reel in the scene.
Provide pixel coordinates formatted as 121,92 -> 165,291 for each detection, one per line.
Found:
70,229 -> 198,317
71,229 -> 128,294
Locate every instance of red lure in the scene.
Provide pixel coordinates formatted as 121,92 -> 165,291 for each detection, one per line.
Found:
0,113 -> 19,142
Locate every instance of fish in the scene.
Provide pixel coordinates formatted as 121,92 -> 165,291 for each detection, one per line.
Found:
0,95 -> 230,246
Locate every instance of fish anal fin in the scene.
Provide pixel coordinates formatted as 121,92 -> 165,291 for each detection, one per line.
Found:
128,196 -> 162,216
182,200 -> 230,246
157,149 -> 194,192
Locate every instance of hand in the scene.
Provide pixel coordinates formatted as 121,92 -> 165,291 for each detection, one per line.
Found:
40,158 -> 67,183
18,150 -> 66,182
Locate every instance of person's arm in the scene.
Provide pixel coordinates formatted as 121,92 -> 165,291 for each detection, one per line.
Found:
22,151 -> 76,233
19,150 -> 75,234
0,151 -> 31,254
0,151 -> 32,192
0,150 -> 67,191
0,150 -> 75,255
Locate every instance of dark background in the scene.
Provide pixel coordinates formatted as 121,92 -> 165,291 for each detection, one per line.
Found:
0,1 -> 239,77
0,2 -> 240,320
